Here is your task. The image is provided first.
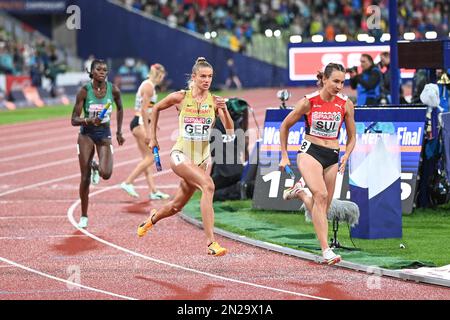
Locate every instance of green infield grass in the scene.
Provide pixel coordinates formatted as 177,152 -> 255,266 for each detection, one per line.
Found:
184,193 -> 450,269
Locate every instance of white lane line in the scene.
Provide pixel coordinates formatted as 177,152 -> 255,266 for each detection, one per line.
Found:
0,134 -> 174,178
0,159 -> 75,178
0,117 -> 178,153
67,172 -> 329,301
0,215 -> 67,220
0,256 -> 136,300
0,135 -> 74,152
0,235 -> 88,240
0,199 -> 78,203
0,149 -> 172,197
1,107 -> 289,300
1,234 -> 88,240
5,127 -> 78,142
0,145 -> 75,163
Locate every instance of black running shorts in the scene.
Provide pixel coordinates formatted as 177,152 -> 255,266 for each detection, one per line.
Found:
80,125 -> 111,144
130,115 -> 140,131
298,140 -> 339,169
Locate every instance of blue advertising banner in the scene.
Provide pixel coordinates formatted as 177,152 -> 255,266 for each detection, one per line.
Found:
252,106 -> 427,214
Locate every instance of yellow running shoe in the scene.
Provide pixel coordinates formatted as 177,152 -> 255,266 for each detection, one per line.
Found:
137,209 -> 156,238
208,241 -> 227,256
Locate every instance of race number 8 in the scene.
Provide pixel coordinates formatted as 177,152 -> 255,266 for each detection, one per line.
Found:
299,140 -> 311,153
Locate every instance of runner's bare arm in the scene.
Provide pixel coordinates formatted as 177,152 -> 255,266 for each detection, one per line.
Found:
71,87 -> 88,126
215,96 -> 234,135
113,85 -> 125,145
140,82 -> 154,143
150,91 -> 186,150
279,97 -> 310,168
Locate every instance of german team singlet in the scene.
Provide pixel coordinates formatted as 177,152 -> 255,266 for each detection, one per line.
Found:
83,81 -> 114,125
304,91 -> 347,140
172,90 -> 215,165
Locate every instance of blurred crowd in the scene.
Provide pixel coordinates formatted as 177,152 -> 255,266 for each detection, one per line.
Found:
0,24 -> 67,88
120,0 -> 449,53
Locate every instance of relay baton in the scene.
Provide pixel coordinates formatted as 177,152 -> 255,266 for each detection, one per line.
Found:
98,102 -> 111,120
153,147 -> 162,171
284,165 -> 295,180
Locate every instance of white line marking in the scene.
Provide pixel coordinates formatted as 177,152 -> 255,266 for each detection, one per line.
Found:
0,215 -> 67,220
1,108 -> 293,300
0,135 -> 73,152
0,159 -> 74,178
67,171 -> 329,300
0,150 -> 172,197
0,134 -> 174,178
5,127 -> 77,142
0,145 -> 75,163
0,256 -> 136,300
0,235 -> 88,240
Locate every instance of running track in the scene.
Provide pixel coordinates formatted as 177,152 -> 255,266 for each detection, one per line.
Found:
1,88 -> 449,300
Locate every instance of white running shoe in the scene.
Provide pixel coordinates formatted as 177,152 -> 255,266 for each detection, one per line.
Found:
120,182 -> 139,198
322,248 -> 341,265
90,161 -> 100,185
149,190 -> 170,200
78,216 -> 88,229
283,178 -> 306,200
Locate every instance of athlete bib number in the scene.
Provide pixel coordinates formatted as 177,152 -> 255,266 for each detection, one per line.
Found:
182,117 -> 212,141
171,151 -> 186,166
299,140 -> 311,153
89,104 -> 111,123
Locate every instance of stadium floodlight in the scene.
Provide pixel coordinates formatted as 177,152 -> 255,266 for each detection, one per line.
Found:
366,36 -> 375,43
211,31 -> 217,38
425,31 -> 437,39
311,35 -> 323,43
357,33 -> 369,42
274,29 -> 281,38
265,29 -> 273,37
289,35 -> 302,43
204,32 -> 211,40
380,33 -> 391,42
403,32 -> 415,40
335,34 -> 347,42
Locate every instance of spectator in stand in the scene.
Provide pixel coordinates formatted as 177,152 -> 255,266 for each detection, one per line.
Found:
115,0 -> 449,53
349,54 -> 382,106
224,58 -> 242,90
118,58 -> 136,75
135,59 -> 150,82
378,51 -> 407,105
30,60 -> 44,88
0,45 -> 14,74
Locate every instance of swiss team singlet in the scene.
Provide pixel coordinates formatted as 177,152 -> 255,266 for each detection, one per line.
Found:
304,91 -> 347,140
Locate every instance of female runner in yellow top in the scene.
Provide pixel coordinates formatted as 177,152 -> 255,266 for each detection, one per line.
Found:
137,57 -> 234,256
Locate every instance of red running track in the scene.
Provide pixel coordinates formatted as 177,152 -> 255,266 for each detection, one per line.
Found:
0,88 -> 449,300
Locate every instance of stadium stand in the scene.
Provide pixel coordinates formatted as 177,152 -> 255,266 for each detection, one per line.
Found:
0,11 -> 79,108
118,0 -> 450,66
